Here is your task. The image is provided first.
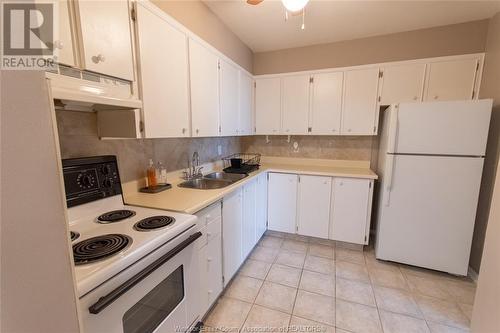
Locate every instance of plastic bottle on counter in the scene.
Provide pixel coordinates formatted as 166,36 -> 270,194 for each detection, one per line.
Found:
147,159 -> 157,188
157,161 -> 168,185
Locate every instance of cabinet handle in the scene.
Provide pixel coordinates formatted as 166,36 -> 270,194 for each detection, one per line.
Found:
208,290 -> 213,294
196,129 -> 199,135
347,128 -> 352,132
182,128 -> 186,134
285,129 -> 290,133
53,40 -> 64,49
332,129 -> 336,132
207,232 -> 212,237
207,257 -> 213,262
433,95 -> 439,100
413,96 -> 418,101
92,54 -> 105,63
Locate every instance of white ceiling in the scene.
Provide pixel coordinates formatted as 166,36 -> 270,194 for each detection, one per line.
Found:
202,0 -> 500,52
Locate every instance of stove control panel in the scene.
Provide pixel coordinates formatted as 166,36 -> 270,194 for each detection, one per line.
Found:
62,156 -> 123,208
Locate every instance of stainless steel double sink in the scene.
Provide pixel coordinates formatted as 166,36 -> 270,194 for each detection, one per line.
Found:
178,172 -> 247,189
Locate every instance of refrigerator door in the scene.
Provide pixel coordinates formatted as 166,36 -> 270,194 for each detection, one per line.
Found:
388,99 -> 492,156
376,154 -> 484,275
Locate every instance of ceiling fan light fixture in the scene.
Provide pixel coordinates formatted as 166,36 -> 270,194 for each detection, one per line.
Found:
281,0 -> 309,13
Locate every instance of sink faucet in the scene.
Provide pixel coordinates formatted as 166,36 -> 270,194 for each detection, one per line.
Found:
183,151 -> 204,180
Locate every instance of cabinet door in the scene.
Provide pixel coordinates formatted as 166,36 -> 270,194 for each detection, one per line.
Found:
297,175 -> 332,238
380,64 -> 426,105
222,189 -> 243,285
256,173 -> 268,240
189,39 -> 220,137
242,179 -> 257,258
239,73 -> 254,136
268,173 -> 298,233
207,234 -> 223,309
56,0 -> 76,67
330,178 -> 372,244
342,68 -> 380,135
220,60 -> 240,136
255,78 -> 281,135
282,75 -> 310,134
310,72 -> 343,135
77,0 -> 134,80
136,3 -> 189,138
424,58 -> 479,101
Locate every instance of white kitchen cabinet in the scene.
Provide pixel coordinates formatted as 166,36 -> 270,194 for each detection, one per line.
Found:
282,75 -> 310,134
222,189 -> 243,286
56,0 -> 76,67
297,175 -> 332,238
189,39 -> 220,137
135,3 -> 190,138
330,178 -> 373,245
255,78 -> 281,135
342,67 -> 380,135
310,72 -> 343,135
380,63 -> 426,105
255,173 -> 268,240
76,0 -> 135,81
220,59 -> 240,136
424,58 -> 479,102
268,173 -> 298,233
239,72 -> 254,136
242,179 -> 257,258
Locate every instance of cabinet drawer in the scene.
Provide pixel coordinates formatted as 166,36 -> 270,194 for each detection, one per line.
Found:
196,202 -> 222,228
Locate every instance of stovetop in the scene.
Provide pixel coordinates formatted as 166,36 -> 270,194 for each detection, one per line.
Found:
68,195 -> 197,297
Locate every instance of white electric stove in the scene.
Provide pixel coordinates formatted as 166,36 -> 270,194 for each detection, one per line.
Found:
63,156 -> 200,333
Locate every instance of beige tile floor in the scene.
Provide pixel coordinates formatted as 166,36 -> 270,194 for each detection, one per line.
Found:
204,231 -> 476,333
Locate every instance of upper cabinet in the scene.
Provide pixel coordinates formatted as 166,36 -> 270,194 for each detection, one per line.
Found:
135,2 -> 190,138
379,63 -> 426,105
76,0 -> 135,81
310,72 -> 343,135
219,59 -> 240,136
189,39 -> 220,137
57,0 -> 76,67
239,73 -> 254,136
424,58 -> 480,102
282,75 -> 310,135
342,68 -> 380,135
255,78 -> 281,135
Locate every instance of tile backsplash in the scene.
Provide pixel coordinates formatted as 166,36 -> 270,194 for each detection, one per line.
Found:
56,111 -> 376,183
56,111 -> 241,182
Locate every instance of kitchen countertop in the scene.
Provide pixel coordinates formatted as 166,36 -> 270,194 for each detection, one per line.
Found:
123,157 -> 378,214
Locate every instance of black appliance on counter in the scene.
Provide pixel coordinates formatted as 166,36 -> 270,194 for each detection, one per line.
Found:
222,153 -> 261,174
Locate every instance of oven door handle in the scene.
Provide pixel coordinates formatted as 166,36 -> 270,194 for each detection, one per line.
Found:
88,231 -> 202,315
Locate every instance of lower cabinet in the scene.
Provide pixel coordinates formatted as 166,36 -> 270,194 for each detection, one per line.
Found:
330,177 -> 374,245
268,173 -> 298,233
242,178 -> 257,258
267,172 -> 374,244
255,173 -> 268,240
297,175 -> 332,238
195,202 -> 223,318
222,189 -> 243,286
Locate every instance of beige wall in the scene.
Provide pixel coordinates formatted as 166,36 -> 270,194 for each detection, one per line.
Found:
470,12 -> 500,272
152,0 -> 253,73
56,111 -> 242,182
1,72 -> 80,332
471,146 -> 500,333
254,20 -> 489,75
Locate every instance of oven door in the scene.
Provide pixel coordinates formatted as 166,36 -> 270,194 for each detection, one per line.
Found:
79,230 -> 202,333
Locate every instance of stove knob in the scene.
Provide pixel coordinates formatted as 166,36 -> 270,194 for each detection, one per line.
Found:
82,175 -> 92,186
101,164 -> 111,175
103,179 -> 113,188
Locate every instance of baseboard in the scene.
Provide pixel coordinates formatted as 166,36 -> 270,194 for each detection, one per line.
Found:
468,266 -> 479,282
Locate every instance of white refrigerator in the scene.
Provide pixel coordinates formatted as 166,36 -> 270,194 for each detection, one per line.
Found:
375,99 -> 492,276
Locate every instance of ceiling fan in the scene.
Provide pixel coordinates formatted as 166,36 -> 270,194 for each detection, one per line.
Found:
246,0 -> 310,29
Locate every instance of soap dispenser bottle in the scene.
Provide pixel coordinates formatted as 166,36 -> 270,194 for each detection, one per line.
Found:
147,159 -> 157,188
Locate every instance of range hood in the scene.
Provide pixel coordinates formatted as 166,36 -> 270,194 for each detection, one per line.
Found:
46,65 -> 142,111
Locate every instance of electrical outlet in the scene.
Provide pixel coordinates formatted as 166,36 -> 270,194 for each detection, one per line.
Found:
293,141 -> 299,153
217,145 -> 222,156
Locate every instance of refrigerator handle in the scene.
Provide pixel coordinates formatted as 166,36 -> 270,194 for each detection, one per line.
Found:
385,154 -> 395,206
387,105 -> 399,154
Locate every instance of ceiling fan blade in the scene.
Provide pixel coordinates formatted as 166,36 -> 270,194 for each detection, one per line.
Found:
247,0 -> 264,5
